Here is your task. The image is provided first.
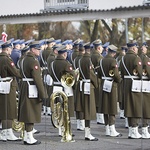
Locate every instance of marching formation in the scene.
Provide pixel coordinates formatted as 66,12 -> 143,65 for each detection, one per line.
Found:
0,38 -> 150,145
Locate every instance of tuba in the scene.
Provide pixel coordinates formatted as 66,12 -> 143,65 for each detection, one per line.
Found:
50,91 -> 74,142
12,91 -> 24,138
61,68 -> 79,88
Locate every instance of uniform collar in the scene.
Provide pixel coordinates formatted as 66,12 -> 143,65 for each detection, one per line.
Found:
0,51 -> 9,57
56,55 -> 66,60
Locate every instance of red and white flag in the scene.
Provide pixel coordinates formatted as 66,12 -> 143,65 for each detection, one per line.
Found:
2,32 -> 8,42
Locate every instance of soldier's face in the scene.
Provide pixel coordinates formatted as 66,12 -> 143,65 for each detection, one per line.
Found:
33,48 -> 40,56
7,47 -> 12,55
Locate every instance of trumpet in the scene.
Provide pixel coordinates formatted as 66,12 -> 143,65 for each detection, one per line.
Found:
109,70 -> 114,77
133,69 -> 138,76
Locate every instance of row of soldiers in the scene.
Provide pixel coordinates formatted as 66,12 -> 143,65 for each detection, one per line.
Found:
0,38 -> 150,146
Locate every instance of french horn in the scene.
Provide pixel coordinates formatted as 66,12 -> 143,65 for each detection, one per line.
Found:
50,91 -> 74,142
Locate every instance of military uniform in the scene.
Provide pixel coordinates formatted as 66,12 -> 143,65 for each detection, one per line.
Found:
0,41 -> 21,142
91,39 -> 104,124
97,45 -> 122,137
10,39 -> 21,66
79,42 -> 98,141
0,52 -> 21,120
73,45 -> 85,130
120,41 -> 142,139
40,41 -> 54,115
139,42 -> 150,138
18,41 -> 48,145
49,55 -> 75,117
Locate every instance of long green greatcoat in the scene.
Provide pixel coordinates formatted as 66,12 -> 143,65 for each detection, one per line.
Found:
18,52 -> 47,123
140,53 -> 150,118
120,50 -> 142,118
74,52 -> 83,112
91,50 -> 103,112
97,54 -> 121,115
49,55 -> 75,117
79,52 -> 98,120
0,52 -> 21,120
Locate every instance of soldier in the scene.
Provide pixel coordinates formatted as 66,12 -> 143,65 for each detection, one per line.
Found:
49,45 -> 76,137
10,39 -> 21,66
42,44 -> 61,116
69,38 -> 81,66
101,42 -> 109,57
0,41 -> 21,142
91,39 -> 104,125
120,41 -> 142,139
79,42 -> 98,141
18,41 -> 48,145
116,46 -> 128,127
20,39 -> 25,49
139,42 -> 150,138
40,39 -> 55,116
74,43 -> 85,131
97,44 -> 122,137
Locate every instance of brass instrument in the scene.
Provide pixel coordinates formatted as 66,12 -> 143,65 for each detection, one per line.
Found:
142,69 -> 147,76
61,73 -> 75,88
12,91 -> 25,138
109,70 -> 114,77
61,68 -> 80,88
50,91 -> 74,142
133,69 -> 138,76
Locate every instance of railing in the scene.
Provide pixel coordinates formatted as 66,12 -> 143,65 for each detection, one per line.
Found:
44,0 -> 89,10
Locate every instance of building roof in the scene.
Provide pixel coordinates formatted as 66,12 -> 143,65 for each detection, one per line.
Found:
0,5 -> 150,24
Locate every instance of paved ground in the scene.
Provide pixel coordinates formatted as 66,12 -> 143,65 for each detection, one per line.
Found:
0,114 -> 150,150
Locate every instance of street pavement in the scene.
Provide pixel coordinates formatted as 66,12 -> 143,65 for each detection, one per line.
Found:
0,114 -> 150,150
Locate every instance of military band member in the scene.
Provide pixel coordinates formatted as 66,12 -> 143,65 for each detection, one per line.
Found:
69,38 -> 81,66
74,43 -> 85,131
0,41 -> 21,142
42,44 -> 61,116
79,42 -> 98,141
97,44 -> 122,137
91,39 -> 104,125
140,42 -> 150,139
120,41 -> 142,139
10,39 -> 21,66
40,39 -> 55,116
49,45 -> 76,136
116,46 -> 128,127
18,41 -> 48,145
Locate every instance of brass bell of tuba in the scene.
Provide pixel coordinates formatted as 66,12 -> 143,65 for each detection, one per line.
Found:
50,91 -> 74,142
109,70 -> 114,77
61,73 -> 75,88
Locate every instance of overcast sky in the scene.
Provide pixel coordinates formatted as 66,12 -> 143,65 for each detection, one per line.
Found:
0,0 -> 144,16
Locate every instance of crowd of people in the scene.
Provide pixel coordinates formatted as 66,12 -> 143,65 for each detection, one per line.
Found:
0,37 -> 150,145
